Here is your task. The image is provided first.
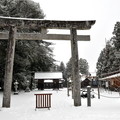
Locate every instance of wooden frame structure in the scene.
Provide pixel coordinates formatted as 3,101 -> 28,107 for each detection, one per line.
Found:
34,93 -> 52,110
0,16 -> 95,107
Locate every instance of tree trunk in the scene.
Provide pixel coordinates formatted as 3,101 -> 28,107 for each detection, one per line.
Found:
2,26 -> 16,108
70,27 -> 81,106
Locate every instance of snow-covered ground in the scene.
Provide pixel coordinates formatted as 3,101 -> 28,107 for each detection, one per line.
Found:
0,88 -> 120,120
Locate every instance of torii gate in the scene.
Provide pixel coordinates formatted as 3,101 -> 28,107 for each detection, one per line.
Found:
0,16 -> 95,107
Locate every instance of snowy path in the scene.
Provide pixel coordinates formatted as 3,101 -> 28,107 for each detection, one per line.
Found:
0,88 -> 120,120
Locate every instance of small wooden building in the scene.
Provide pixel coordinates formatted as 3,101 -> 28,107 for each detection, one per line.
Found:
34,72 -> 64,90
81,78 -> 91,88
100,73 -> 120,91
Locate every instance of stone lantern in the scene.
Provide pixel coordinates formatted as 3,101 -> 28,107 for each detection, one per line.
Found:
14,80 -> 19,95
25,80 -> 30,92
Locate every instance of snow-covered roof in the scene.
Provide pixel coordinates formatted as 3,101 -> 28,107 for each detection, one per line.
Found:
100,73 -> 120,80
34,72 -> 63,80
81,75 -> 86,81
44,80 -> 53,83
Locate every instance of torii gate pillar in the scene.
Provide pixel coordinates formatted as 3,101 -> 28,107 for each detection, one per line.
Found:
70,27 -> 81,106
2,26 -> 16,107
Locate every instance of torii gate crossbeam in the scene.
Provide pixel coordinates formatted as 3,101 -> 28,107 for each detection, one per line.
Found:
0,32 -> 90,41
0,16 -> 95,108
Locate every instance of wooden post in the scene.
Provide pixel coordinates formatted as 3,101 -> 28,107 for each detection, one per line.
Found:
2,26 -> 16,108
87,86 -> 91,106
67,78 -> 70,96
71,76 -> 74,99
97,78 -> 100,99
70,27 -> 81,106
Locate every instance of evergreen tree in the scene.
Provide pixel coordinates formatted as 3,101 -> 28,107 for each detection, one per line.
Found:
59,62 -> 67,86
112,22 -> 120,51
96,41 -> 115,77
65,57 -> 89,79
0,0 -> 54,89
79,58 -> 89,75
96,22 -> 120,77
65,58 -> 72,79
0,0 -> 45,18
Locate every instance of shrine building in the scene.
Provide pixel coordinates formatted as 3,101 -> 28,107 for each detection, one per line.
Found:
34,72 -> 64,90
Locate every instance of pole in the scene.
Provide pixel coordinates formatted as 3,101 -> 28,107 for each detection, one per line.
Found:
98,78 -> 100,99
71,79 -> 74,99
2,25 -> 16,108
87,86 -> 91,106
67,79 -> 70,96
70,27 -> 81,106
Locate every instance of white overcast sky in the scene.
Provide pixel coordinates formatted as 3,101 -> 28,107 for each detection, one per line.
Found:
33,0 -> 120,74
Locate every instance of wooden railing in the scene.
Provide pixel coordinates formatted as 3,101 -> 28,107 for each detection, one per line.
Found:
34,93 -> 52,110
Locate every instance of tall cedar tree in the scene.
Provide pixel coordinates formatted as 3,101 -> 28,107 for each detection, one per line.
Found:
96,22 -> 120,77
79,58 -> 89,75
0,0 -> 54,89
96,41 -> 115,77
59,62 -> 67,86
65,58 -> 89,79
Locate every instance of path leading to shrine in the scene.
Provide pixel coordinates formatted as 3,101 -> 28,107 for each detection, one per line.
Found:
0,88 -> 120,120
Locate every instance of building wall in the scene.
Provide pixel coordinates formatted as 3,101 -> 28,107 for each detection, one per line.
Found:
37,79 -> 63,90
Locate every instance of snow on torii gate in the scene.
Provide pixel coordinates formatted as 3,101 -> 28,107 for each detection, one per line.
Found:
0,16 -> 95,107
